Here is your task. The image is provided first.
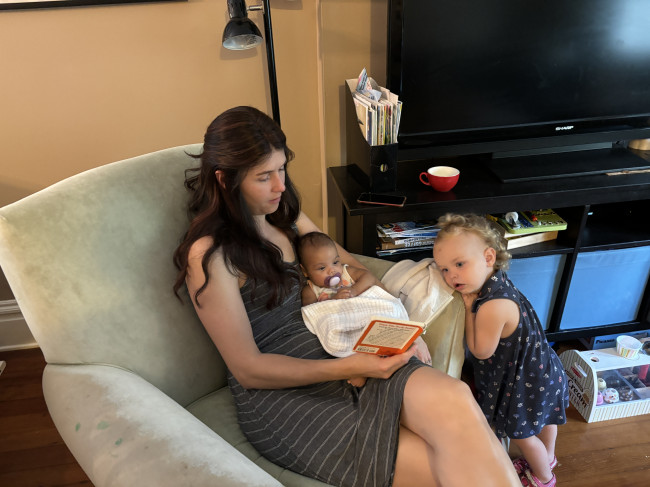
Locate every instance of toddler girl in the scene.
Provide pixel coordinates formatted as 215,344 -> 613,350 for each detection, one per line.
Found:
433,213 -> 568,487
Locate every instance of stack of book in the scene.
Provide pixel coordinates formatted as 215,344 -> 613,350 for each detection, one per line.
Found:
488,209 -> 567,250
376,220 -> 439,256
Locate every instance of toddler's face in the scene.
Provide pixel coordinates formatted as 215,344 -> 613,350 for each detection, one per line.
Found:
300,244 -> 344,288
433,231 -> 496,294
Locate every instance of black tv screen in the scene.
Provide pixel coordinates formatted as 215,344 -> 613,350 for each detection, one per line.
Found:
387,0 -> 650,161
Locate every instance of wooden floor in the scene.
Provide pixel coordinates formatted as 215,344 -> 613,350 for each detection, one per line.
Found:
0,347 -> 649,486
0,348 -> 91,487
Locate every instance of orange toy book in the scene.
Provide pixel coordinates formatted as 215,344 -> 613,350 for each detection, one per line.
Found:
352,317 -> 424,355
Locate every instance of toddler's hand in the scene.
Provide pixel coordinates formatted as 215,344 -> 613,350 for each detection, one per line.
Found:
461,291 -> 479,310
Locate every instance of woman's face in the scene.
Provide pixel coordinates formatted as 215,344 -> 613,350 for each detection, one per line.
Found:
240,148 -> 287,216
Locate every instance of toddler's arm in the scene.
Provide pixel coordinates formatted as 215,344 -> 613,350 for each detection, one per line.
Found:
464,296 -> 518,359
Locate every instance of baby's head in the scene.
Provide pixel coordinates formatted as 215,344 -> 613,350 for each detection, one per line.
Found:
433,213 -> 510,293
297,232 -> 344,288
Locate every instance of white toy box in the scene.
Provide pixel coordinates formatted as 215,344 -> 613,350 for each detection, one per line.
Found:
559,338 -> 650,422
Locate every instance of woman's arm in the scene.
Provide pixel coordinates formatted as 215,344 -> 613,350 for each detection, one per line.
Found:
186,236 -> 415,390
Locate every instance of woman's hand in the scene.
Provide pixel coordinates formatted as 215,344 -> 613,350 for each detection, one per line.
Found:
412,336 -> 432,366
345,346 -> 417,380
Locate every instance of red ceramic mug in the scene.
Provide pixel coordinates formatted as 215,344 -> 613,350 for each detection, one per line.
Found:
419,166 -> 460,192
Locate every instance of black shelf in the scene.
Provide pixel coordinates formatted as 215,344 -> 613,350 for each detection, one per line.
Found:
328,148 -> 650,343
580,200 -> 650,249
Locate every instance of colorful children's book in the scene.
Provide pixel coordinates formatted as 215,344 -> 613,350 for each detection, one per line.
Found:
488,209 -> 567,235
352,317 -> 424,356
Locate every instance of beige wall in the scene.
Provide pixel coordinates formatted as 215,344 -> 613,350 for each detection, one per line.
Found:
319,0 -> 387,240
0,0 -> 383,301
0,0 -> 323,222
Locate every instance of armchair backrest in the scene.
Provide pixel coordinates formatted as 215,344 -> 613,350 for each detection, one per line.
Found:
0,145 -> 227,406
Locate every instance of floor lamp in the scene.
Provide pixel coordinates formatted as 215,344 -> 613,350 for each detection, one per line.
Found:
222,0 -> 281,126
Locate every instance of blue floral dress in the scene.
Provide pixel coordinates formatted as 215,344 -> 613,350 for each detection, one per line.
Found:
468,270 -> 569,439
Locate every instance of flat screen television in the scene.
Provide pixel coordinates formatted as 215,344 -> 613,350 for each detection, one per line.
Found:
386,0 -> 650,181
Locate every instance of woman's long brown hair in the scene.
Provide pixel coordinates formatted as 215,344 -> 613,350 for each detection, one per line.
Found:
173,106 -> 301,308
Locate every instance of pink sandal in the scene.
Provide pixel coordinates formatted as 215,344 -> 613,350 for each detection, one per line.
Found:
519,469 -> 556,487
513,456 -> 558,475
512,457 -> 529,474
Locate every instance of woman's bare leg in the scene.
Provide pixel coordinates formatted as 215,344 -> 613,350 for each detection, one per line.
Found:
397,367 -> 521,487
392,426 -> 439,487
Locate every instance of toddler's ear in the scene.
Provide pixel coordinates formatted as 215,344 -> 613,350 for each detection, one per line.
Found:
299,263 -> 309,277
484,247 -> 497,267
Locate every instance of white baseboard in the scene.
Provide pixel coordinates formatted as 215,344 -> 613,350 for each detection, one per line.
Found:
0,299 -> 38,351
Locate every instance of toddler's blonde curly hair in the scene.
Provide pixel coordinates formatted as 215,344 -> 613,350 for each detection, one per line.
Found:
436,213 -> 511,270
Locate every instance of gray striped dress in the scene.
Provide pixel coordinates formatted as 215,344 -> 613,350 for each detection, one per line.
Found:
228,263 -> 424,487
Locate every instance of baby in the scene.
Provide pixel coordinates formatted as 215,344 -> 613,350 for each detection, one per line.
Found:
297,231 -> 378,305
298,232 -> 423,387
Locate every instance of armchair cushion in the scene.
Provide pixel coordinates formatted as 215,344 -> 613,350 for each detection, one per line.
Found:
43,364 -> 281,486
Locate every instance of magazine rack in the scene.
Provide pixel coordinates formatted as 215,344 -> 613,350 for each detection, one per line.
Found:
344,81 -> 397,193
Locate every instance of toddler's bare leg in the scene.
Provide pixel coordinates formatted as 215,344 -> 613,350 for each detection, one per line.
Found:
537,424 -> 558,464
512,436 -> 553,483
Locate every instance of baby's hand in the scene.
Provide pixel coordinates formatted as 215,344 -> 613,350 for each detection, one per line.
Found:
333,287 -> 354,300
347,376 -> 367,387
412,337 -> 432,366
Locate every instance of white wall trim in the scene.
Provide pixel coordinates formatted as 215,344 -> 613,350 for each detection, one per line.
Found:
0,299 -> 38,351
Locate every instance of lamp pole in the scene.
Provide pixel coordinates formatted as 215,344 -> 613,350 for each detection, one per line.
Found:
255,0 -> 280,126
223,0 -> 281,126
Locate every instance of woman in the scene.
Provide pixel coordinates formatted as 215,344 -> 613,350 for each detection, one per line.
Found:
173,106 -> 519,487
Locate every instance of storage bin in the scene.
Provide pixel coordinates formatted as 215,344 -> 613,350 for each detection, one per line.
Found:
579,329 -> 650,350
560,246 -> 650,330
508,254 -> 566,330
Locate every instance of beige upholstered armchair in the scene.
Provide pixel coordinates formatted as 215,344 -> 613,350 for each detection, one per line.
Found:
0,145 -> 465,486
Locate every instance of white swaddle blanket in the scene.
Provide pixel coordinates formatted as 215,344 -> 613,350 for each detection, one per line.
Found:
301,285 -> 409,357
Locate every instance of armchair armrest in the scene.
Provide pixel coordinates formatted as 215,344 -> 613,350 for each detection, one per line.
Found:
43,364 -> 281,487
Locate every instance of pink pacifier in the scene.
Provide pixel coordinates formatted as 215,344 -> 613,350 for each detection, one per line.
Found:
324,273 -> 341,288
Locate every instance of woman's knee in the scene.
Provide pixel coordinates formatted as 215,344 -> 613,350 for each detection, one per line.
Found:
404,368 -> 477,420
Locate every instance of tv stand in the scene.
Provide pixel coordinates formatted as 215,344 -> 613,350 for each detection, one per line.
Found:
487,146 -> 650,183
328,147 -> 650,343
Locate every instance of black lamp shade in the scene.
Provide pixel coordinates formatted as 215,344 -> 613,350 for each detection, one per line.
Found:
221,0 -> 280,125
222,18 -> 263,50
223,0 -> 262,50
